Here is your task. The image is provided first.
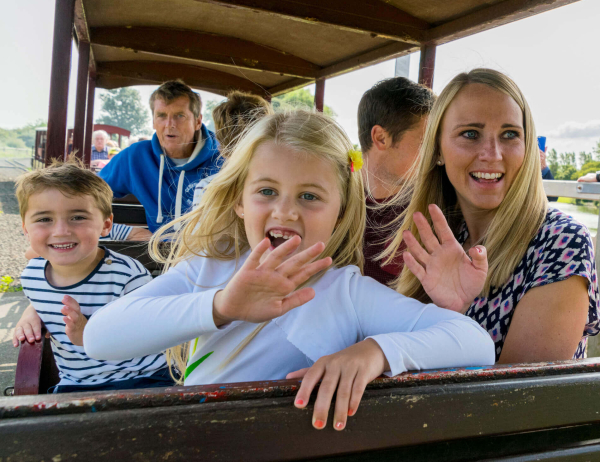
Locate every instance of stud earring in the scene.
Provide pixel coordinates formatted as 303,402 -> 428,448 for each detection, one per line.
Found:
436,159 -> 443,166
241,213 -> 244,218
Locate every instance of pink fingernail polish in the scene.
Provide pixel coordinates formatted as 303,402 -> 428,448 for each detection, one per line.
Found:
335,422 -> 344,430
348,409 -> 355,416
314,420 -> 325,429
477,247 -> 482,253
295,399 -> 304,406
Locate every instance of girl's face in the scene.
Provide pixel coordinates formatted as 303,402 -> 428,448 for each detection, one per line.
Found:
439,83 -> 526,214
236,142 -> 342,263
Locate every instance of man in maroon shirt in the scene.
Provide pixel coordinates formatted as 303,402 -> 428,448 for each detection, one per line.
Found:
358,78 -> 436,286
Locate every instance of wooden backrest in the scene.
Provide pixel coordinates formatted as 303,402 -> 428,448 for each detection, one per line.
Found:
4,360 -> 600,461
102,241 -> 169,274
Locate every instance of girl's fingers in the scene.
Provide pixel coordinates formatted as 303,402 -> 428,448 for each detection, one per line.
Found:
281,287 -> 316,313
468,245 -> 488,272
311,367 -> 340,430
428,204 -> 455,244
288,257 -> 332,287
348,374 -> 370,418
261,235 -> 302,271
403,251 -> 426,281
332,369 -> 357,431
413,212 -> 439,253
277,241 -> 325,278
402,230 -> 430,266
244,237 -> 272,269
293,363 -> 325,409
286,367 -> 310,380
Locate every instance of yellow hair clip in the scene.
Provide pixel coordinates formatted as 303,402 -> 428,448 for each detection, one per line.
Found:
348,149 -> 363,172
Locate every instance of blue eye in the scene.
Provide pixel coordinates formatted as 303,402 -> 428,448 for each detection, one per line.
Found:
461,130 -> 478,139
72,216 -> 87,221
259,188 -> 276,196
503,130 -> 519,139
36,217 -> 51,223
300,193 -> 318,201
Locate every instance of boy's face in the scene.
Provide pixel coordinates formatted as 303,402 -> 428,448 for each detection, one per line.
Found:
22,189 -> 113,267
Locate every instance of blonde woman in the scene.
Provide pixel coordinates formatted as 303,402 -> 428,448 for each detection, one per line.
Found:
386,69 -> 599,363
85,111 -> 494,430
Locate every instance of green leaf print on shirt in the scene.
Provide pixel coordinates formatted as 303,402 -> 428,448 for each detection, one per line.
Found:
185,351 -> 214,379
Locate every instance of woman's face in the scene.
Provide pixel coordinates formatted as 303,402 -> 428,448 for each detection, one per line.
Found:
439,83 -> 526,215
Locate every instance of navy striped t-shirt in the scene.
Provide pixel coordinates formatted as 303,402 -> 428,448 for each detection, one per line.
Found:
21,247 -> 167,387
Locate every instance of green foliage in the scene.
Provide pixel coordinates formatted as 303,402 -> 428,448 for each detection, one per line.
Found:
555,164 -> 577,181
547,148 -> 559,177
0,119 -> 46,149
0,276 -> 23,293
202,99 -> 221,131
97,88 -> 151,136
272,89 -> 337,118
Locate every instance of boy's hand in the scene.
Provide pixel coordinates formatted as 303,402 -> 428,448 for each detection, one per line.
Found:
287,339 -> 388,431
403,204 -> 488,313
212,236 -> 332,326
61,295 -> 87,346
13,304 -> 42,347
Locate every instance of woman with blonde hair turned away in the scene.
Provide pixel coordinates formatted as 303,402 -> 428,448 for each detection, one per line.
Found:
383,68 -> 599,363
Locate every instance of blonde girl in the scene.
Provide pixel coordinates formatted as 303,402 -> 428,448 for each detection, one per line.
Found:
85,110 -> 494,431
385,68 -> 599,363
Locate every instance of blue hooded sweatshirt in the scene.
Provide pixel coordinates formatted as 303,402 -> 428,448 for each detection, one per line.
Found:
100,124 -> 221,232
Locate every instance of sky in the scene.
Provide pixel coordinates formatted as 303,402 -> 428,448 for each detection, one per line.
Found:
1,0 -> 599,155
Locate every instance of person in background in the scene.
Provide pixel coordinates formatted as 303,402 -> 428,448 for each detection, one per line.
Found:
192,90 -> 273,209
99,80 -> 220,232
357,77 -> 436,286
578,172 -> 600,182
539,143 -> 557,202
108,147 -> 121,160
106,140 -> 118,148
91,130 -> 109,161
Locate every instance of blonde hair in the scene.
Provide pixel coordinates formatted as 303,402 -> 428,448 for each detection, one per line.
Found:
383,68 -> 547,301
15,159 -> 113,220
212,91 -> 274,154
150,110 -> 365,383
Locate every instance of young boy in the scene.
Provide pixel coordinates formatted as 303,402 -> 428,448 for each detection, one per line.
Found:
12,162 -> 172,393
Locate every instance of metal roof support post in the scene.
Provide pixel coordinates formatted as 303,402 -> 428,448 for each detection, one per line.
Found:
83,73 -> 96,167
45,0 -> 76,166
315,79 -> 325,112
73,41 -> 90,160
418,44 -> 436,89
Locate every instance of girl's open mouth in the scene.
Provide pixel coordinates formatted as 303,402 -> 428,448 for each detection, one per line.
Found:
267,229 -> 300,248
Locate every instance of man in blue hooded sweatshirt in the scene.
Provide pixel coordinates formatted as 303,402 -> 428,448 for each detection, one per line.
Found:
99,80 -> 220,233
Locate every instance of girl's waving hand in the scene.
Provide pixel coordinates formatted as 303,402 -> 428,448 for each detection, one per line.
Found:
212,235 -> 332,325
403,204 -> 488,313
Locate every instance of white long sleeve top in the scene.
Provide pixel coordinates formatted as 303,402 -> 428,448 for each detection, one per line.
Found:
84,252 -> 495,385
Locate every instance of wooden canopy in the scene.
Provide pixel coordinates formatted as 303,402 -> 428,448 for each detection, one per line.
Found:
46,0 -> 580,164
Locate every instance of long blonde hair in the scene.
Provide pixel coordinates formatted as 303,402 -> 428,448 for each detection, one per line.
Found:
383,68 -> 547,301
150,110 -> 365,382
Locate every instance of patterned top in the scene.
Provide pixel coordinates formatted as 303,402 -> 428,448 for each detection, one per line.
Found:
91,146 -> 109,161
461,207 -> 599,361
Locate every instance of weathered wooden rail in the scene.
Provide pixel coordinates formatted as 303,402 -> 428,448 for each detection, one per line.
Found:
3,360 -> 600,461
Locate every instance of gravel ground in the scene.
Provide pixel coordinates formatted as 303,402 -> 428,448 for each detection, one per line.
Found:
0,170 -> 29,286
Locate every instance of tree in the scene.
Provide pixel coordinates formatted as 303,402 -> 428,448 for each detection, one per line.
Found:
594,139 -> 600,161
272,89 -> 337,118
97,88 -> 151,135
202,99 -> 221,131
578,151 -> 593,167
547,148 -> 559,177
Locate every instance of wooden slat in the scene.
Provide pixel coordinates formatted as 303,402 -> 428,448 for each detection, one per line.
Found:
72,41 -> 89,158
95,61 -> 269,97
425,0 -> 580,45
418,44 -> 436,89
194,0 -> 428,44
83,73 -> 95,166
73,0 -> 95,72
314,79 -> 325,112
5,364 -> 600,461
45,0 -> 75,166
90,26 -> 321,79
318,41 -> 417,80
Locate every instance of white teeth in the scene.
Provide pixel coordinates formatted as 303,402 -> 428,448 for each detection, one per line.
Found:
471,172 -> 503,180
268,230 -> 296,240
51,243 -> 76,249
